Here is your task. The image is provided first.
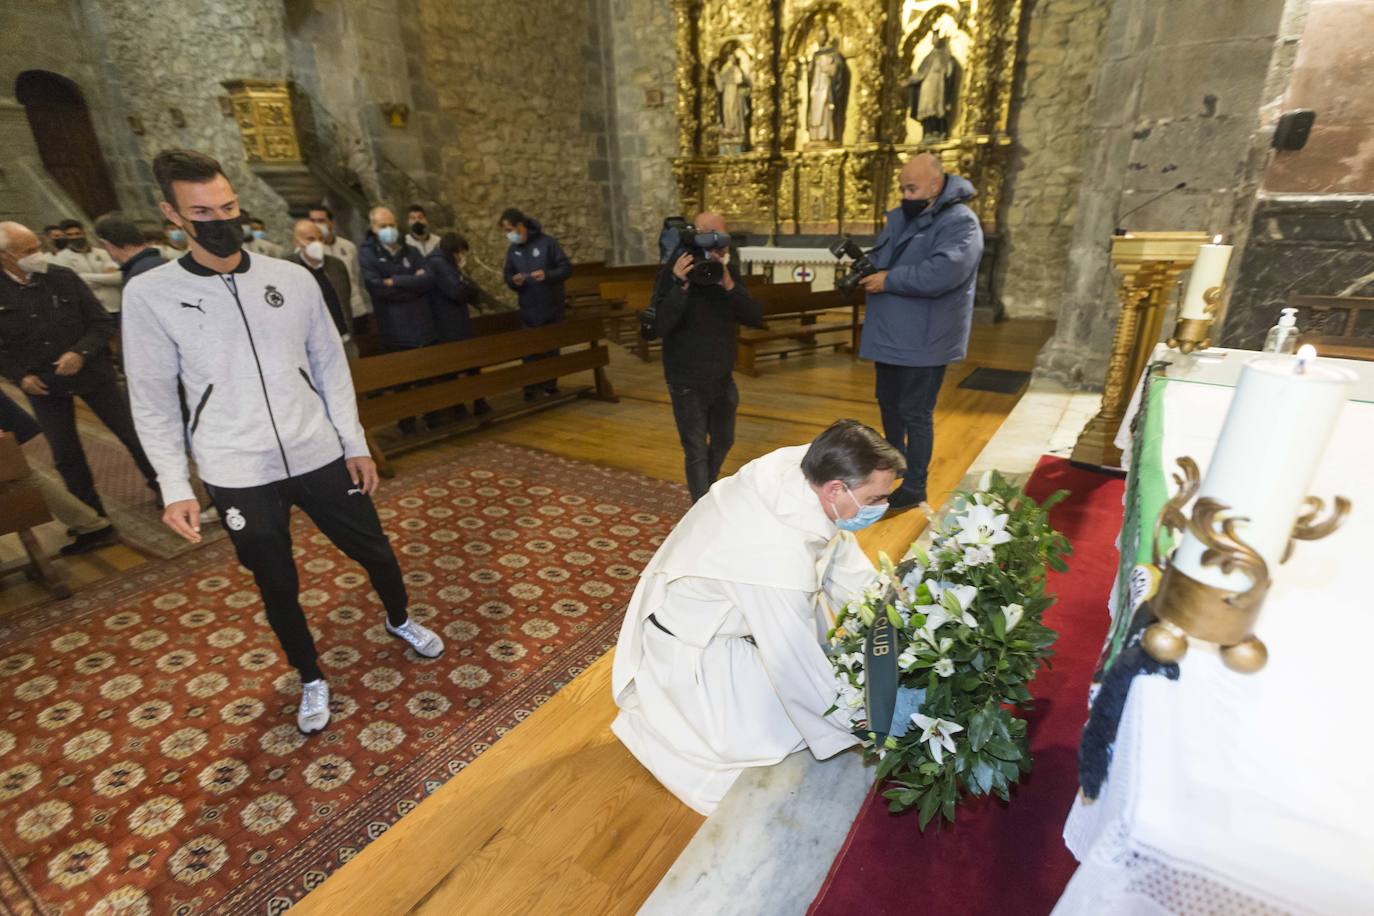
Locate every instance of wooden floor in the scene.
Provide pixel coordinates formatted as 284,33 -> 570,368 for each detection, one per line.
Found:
0,318 -> 1055,915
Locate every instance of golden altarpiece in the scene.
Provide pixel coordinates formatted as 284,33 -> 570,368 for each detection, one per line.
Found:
671,0 -> 1024,240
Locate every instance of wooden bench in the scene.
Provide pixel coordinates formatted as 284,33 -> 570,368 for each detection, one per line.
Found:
1290,294 -> 1374,361
351,317 -> 618,474
0,432 -> 69,600
735,286 -> 863,376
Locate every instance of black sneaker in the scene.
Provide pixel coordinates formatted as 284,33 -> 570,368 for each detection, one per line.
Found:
60,526 -> 118,556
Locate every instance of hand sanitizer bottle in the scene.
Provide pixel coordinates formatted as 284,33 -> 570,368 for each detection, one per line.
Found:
1263,308 -> 1300,354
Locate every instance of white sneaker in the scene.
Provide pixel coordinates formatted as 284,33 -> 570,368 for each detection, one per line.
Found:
385,618 -> 445,658
297,679 -> 331,734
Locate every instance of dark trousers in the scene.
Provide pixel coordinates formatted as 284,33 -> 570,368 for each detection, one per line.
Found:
875,362 -> 947,503
27,378 -> 158,516
668,375 -> 739,503
204,457 -> 409,682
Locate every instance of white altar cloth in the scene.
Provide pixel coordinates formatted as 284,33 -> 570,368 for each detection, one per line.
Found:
737,246 -> 847,291
1054,351 -> 1374,915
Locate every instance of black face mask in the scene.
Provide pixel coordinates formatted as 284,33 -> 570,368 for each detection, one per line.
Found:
901,198 -> 930,220
410,221 -> 427,237
52,237 -> 69,251
185,218 -> 244,259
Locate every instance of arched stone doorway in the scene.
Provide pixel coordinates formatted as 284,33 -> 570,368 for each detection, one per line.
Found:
15,70 -> 119,218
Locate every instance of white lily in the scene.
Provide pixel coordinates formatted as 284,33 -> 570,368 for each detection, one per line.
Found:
1002,603 -> 1025,632
954,504 -> 1012,547
911,713 -> 964,765
898,648 -> 918,671
963,544 -> 995,567
934,658 -> 954,678
977,469 -> 993,492
938,636 -> 954,654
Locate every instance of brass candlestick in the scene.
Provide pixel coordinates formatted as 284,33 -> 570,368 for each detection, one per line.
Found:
1167,285 -> 1223,354
1143,457 -> 1350,673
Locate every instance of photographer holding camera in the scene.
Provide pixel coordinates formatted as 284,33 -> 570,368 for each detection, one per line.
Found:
856,152 -> 983,510
652,212 -> 763,503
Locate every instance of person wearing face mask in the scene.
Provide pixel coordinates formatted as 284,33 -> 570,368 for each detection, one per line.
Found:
0,220 -> 161,516
243,216 -> 285,258
42,225 -> 65,256
307,204 -> 369,331
405,204 -> 439,256
610,418 -> 904,815
94,214 -> 166,282
50,219 -> 124,315
286,219 -> 357,359
159,218 -> 189,261
653,211 -> 763,503
857,152 -> 983,512
427,231 -> 490,419
121,148 -> 446,735
500,207 -> 573,399
359,205 -> 437,434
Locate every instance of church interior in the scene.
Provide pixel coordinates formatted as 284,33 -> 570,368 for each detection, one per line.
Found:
1,0 -> 1371,913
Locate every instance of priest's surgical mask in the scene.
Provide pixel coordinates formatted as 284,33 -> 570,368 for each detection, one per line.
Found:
834,485 -> 888,532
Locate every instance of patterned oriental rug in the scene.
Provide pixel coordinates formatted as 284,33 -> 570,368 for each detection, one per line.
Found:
0,442 -> 687,915
15,402 -> 224,561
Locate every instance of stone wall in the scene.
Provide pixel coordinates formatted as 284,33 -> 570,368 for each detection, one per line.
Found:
416,0 -> 615,282
1034,0 -> 1298,388
601,0 -> 682,264
74,0 -> 297,241
0,1 -> 132,228
994,0 -> 1111,319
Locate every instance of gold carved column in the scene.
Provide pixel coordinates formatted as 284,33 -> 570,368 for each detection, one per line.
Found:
1071,232 -> 1210,468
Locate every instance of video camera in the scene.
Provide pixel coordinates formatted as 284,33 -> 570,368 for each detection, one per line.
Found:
641,217 -> 737,340
830,237 -> 878,294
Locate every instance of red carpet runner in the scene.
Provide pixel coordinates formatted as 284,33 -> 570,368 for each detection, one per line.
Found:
0,442 -> 687,915
810,457 -> 1125,916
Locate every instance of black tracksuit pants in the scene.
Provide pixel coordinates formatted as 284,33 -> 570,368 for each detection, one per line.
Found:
204,457 -> 409,682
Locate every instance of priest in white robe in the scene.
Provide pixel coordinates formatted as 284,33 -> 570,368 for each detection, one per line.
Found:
611,419 -> 906,814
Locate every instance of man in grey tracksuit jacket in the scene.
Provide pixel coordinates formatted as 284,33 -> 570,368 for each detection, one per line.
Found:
122,147 -> 446,735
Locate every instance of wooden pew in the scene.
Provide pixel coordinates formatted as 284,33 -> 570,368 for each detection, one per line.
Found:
567,264 -> 661,342
351,317 -> 619,474
0,433 -> 70,600
1290,294 -> 1374,361
735,285 -> 862,376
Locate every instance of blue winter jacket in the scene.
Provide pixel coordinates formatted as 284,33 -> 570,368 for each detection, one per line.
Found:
502,223 -> 572,327
859,174 -> 984,367
359,237 -> 436,350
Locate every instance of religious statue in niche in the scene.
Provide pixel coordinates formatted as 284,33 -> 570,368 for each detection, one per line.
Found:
806,23 -> 849,146
713,45 -> 753,154
908,34 -> 961,140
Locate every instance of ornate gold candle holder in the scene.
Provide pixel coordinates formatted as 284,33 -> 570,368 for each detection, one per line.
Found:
1166,285 -> 1222,354
1142,457 -> 1349,673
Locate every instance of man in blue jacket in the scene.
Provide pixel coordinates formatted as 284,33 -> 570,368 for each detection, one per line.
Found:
858,153 -> 984,509
360,206 -> 437,434
501,208 -> 572,399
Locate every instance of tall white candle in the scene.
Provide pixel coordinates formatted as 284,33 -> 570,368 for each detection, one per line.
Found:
1171,348 -> 1354,592
1179,235 -> 1232,320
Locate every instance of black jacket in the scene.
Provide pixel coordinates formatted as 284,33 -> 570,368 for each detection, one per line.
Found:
655,261 -> 763,386
0,265 -> 116,393
287,251 -> 352,338
427,251 -> 481,343
358,237 -> 436,350
503,223 -> 572,327
120,247 -> 166,281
